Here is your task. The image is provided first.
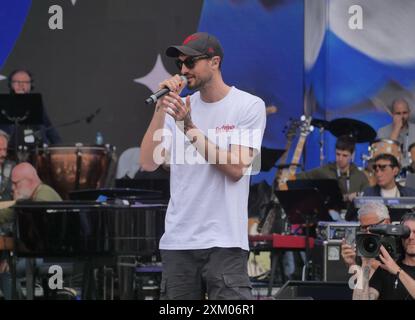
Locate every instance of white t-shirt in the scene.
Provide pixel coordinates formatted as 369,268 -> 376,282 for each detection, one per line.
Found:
380,186 -> 400,198
159,86 -> 266,250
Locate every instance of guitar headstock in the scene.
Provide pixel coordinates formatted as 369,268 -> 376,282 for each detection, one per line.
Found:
283,120 -> 300,141
299,115 -> 314,137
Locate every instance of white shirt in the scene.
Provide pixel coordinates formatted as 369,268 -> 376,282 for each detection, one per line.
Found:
380,186 -> 400,198
160,87 -> 266,250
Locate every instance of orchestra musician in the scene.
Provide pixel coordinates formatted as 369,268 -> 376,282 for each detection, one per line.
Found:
377,98 -> 415,166
1,69 -> 62,147
296,135 -> 369,204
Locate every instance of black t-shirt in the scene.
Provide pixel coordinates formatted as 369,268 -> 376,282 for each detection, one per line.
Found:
370,262 -> 415,300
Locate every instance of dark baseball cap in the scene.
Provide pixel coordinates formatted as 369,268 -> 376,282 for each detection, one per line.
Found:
166,32 -> 224,59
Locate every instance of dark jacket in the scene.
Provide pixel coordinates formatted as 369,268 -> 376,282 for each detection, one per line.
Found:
362,184 -> 415,197
0,111 -> 62,147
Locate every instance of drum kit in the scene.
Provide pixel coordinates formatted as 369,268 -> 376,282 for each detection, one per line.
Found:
311,117 -> 404,186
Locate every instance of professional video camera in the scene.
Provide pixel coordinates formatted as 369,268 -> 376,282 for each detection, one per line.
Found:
356,224 -> 410,260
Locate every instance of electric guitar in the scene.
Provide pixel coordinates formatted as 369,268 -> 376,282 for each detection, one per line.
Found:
277,116 -> 313,190
273,119 -> 300,190
257,120 -> 302,235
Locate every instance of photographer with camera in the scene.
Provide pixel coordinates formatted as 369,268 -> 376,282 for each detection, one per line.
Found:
353,212 -> 415,300
342,201 -> 391,270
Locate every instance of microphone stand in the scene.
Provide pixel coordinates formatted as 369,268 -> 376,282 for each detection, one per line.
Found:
31,108 -> 102,145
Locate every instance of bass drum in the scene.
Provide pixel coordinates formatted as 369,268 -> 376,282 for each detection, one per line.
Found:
35,144 -> 116,199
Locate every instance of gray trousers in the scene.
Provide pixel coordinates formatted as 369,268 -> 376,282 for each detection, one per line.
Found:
160,247 -> 252,300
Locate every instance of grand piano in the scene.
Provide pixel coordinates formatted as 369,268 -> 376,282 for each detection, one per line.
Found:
14,201 -> 166,257
10,189 -> 167,300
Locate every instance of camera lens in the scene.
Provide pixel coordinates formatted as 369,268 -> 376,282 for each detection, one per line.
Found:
356,233 -> 381,258
363,237 -> 378,253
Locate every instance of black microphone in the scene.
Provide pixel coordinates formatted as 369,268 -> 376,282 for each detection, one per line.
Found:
145,76 -> 187,105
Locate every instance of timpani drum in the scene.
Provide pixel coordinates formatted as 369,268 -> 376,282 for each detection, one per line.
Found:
35,144 -> 115,199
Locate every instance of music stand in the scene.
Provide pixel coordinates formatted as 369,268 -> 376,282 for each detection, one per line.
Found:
260,147 -> 286,171
0,94 -> 44,159
275,189 -> 333,280
287,179 -> 345,210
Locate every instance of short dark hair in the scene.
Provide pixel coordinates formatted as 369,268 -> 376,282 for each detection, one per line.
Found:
401,212 -> 415,224
408,142 -> 415,153
335,135 -> 356,154
373,153 -> 400,168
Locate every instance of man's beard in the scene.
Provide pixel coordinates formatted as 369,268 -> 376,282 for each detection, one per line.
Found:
188,79 -> 203,91
187,74 -> 212,91
14,189 -> 32,200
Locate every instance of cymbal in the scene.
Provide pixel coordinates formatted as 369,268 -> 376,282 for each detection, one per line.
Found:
311,118 -> 330,129
328,118 -> 376,143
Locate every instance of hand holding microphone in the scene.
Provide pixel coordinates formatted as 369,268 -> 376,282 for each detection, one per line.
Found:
145,75 -> 187,104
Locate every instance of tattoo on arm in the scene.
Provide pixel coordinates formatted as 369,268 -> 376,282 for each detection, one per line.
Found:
353,265 -> 372,300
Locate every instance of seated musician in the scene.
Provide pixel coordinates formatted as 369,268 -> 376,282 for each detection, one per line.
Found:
0,162 -> 61,225
0,162 -> 61,299
377,98 -> 415,166
296,135 -> 369,203
1,69 -> 62,147
0,130 -> 15,201
361,153 -> 415,198
345,153 -> 415,221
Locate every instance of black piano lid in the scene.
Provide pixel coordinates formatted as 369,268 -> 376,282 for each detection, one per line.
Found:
13,199 -> 167,257
68,188 -> 164,201
13,199 -> 167,209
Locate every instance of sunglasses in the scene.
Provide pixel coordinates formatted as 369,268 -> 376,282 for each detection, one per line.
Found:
175,55 -> 210,70
372,164 -> 394,171
360,219 -> 385,232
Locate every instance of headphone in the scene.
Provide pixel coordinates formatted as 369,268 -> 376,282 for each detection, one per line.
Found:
7,69 -> 34,93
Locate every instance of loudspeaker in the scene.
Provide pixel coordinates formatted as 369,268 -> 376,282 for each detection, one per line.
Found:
312,239 -> 349,282
274,281 -> 352,300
